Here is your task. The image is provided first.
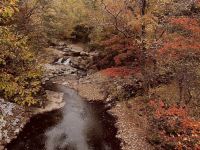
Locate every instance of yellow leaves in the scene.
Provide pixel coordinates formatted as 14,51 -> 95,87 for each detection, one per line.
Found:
0,81 -> 18,98
102,0 -> 125,13
0,58 -> 6,65
14,95 -> 38,106
128,13 -> 158,31
45,0 -> 92,37
0,0 -> 43,106
0,0 -> 19,19
2,6 -> 14,17
0,21 -> 42,106
0,72 -> 42,106
143,12 -> 158,25
27,70 -> 42,79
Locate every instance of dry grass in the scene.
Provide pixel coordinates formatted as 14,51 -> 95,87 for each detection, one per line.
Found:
149,82 -> 180,105
149,82 -> 200,118
37,48 -> 65,64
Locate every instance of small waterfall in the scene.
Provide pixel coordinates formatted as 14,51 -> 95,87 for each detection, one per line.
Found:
63,58 -> 71,65
56,58 -> 63,64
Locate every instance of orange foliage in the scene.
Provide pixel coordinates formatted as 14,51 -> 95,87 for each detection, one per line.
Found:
158,17 -> 200,60
170,17 -> 200,34
149,100 -> 200,149
101,35 -> 136,52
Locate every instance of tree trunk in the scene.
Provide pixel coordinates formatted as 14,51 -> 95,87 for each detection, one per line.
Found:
179,80 -> 183,103
140,0 -> 148,94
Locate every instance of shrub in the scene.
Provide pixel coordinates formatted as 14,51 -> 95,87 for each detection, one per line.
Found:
71,24 -> 93,43
0,27 -> 43,106
100,67 -> 140,77
148,100 -> 200,150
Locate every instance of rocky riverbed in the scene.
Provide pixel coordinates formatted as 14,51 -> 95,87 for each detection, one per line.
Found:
1,41 -> 152,150
41,42 -> 153,150
6,84 -> 121,150
0,42 -> 106,149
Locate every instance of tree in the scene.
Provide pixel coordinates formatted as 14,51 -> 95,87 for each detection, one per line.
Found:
14,0 -> 48,49
42,0 -> 93,40
92,0 -> 200,93
0,0 -> 43,106
91,0 -> 170,92
158,15 -> 200,105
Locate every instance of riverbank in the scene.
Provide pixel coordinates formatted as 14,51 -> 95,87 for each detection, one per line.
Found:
1,42 -> 153,150
50,72 -> 153,150
6,84 -> 121,150
41,42 -> 153,150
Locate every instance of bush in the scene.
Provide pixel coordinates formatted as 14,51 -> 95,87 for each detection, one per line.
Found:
71,24 -> 93,43
0,27 -> 43,106
148,100 -> 200,150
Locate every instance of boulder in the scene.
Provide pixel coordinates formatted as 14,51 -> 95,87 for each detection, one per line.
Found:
58,41 -> 67,47
35,91 -> 65,114
0,98 -> 30,146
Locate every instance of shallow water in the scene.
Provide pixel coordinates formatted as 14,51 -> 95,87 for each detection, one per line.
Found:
6,84 -> 120,150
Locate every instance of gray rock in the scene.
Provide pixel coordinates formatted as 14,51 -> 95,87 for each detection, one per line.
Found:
58,41 -> 66,46
35,91 -> 65,114
0,98 -> 29,146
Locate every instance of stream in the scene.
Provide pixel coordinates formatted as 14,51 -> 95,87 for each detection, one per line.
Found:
6,84 -> 121,150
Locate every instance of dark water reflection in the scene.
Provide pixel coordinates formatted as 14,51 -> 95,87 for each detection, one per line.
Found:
6,84 -> 121,150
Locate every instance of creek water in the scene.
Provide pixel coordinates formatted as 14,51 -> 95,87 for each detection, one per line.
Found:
6,84 -> 121,150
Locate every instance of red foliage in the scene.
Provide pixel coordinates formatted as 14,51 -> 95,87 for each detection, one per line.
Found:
158,17 -> 200,60
159,35 -> 200,54
100,35 -> 138,66
149,17 -> 200,146
113,50 -> 134,65
100,67 -> 140,77
148,100 -> 200,149
170,17 -> 200,34
114,54 -> 125,65
101,35 -> 136,52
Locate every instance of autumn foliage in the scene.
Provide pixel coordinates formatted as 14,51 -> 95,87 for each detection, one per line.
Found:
100,35 -> 139,66
159,17 -> 200,60
101,67 -> 140,77
148,100 -> 200,150
1,0 -> 200,148
0,0 -> 43,106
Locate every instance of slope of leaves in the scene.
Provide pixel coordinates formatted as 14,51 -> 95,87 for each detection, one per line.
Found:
148,100 -> 200,150
100,34 -> 138,66
0,0 -> 19,24
158,17 -> 200,60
